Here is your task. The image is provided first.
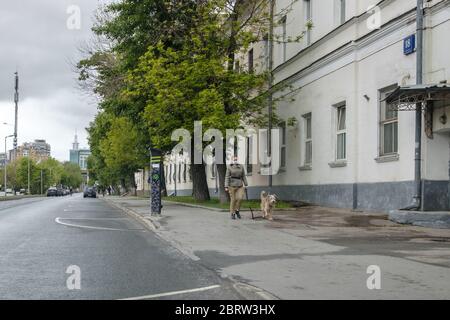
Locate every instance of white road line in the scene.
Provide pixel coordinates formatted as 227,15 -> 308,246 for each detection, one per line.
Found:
58,218 -> 129,220
54,217 -> 145,232
118,285 -> 221,300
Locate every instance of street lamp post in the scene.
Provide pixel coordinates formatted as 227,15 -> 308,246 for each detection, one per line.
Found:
4,134 -> 14,197
28,155 -> 30,195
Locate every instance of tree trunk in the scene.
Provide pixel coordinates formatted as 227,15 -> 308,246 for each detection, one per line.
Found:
216,163 -> 230,204
191,158 -> 210,201
131,173 -> 137,196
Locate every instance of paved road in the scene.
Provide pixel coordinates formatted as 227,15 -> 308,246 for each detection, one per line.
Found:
0,194 -> 243,300
112,198 -> 450,299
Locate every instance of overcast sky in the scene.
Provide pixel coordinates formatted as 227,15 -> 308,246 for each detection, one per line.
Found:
0,0 -> 113,161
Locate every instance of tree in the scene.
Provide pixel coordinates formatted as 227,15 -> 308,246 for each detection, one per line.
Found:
60,162 -> 83,188
121,1 -> 275,201
2,157 -> 83,195
99,116 -> 145,194
78,0 -> 311,202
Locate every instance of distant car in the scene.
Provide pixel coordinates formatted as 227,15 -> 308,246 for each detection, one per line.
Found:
47,187 -> 58,197
6,188 -> 14,197
83,187 -> 97,198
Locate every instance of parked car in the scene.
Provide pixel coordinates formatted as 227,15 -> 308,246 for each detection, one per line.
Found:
6,188 -> 14,197
83,187 -> 97,198
47,187 -> 58,197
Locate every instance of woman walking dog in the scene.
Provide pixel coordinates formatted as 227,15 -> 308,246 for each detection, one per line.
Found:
224,156 -> 248,220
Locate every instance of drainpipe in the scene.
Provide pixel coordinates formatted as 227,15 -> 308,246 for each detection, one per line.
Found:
448,142 -> 450,210
267,0 -> 274,190
412,0 -> 424,210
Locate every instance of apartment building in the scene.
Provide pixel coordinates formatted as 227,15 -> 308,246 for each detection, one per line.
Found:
11,139 -> 51,162
163,0 -> 450,211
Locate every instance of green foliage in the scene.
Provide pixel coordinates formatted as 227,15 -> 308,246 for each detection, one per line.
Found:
99,116 -> 145,185
123,40 -> 267,152
2,157 -> 83,194
78,0 -> 310,199
60,162 -> 83,188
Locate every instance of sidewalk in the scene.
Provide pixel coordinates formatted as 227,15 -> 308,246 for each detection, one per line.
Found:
104,196 -> 450,299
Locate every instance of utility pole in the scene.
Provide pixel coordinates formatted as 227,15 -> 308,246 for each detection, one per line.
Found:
27,155 -> 30,194
413,0 -> 424,210
13,72 -> 19,160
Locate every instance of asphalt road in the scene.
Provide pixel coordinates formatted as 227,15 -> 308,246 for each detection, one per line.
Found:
0,194 -> 243,300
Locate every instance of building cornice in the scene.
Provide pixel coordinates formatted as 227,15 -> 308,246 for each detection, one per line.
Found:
272,0 -> 449,89
272,0 -> 392,75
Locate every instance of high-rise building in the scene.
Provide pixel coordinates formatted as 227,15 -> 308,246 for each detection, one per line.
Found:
0,152 -> 6,168
11,139 -> 51,162
69,132 -> 91,186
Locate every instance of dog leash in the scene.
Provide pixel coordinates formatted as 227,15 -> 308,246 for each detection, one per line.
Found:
245,188 -> 255,220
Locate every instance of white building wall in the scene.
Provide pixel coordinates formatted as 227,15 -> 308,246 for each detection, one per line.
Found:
163,0 -> 450,211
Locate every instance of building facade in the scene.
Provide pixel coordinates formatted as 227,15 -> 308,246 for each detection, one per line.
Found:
0,152 -> 6,168
11,139 -> 51,162
69,133 -> 91,186
163,0 -> 450,212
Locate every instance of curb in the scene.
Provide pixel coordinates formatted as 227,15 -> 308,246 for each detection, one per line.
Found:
102,198 -> 160,231
102,198 -> 279,300
389,209 -> 450,229
163,200 -> 299,212
231,280 -> 280,300
101,198 -> 199,261
0,195 -> 45,202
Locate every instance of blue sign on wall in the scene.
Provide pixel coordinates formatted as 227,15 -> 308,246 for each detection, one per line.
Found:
403,34 -> 416,55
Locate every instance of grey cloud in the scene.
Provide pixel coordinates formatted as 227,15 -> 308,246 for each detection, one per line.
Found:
0,0 -> 114,161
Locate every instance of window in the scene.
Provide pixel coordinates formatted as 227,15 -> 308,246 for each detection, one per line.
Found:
281,16 -> 287,62
304,0 -> 312,45
380,86 -> 398,155
165,166 -> 168,184
173,164 -> 177,183
183,164 -> 187,183
178,163 -> 181,183
246,136 -> 253,174
248,48 -> 254,73
258,129 -> 270,173
211,162 -> 216,179
336,104 -> 346,160
235,60 -> 240,73
168,164 -> 172,184
280,122 -> 287,168
303,113 -> 312,165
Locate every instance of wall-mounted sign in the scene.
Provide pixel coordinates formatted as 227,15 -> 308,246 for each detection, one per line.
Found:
403,34 -> 416,55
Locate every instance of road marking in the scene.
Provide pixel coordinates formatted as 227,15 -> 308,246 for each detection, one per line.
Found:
55,217 -> 145,232
118,285 -> 221,300
58,218 -> 129,220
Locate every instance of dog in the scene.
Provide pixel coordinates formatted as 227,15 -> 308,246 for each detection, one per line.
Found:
260,191 -> 277,221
